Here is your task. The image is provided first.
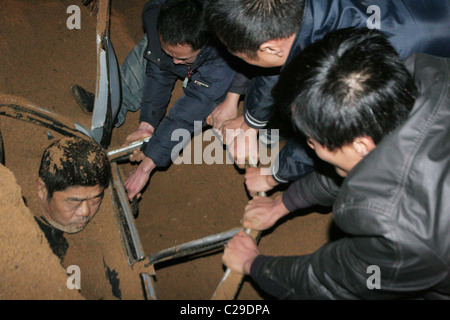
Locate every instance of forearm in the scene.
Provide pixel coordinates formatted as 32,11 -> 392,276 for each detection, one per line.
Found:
139,63 -> 176,128
243,75 -> 279,129
271,139 -> 315,184
282,171 -> 341,212
139,156 -> 156,174
227,72 -> 250,95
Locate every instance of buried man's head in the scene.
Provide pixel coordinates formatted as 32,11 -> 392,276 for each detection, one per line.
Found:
36,137 -> 111,233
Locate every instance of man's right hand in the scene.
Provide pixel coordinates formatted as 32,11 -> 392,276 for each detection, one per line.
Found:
206,92 -> 240,130
245,167 -> 279,197
122,122 -> 154,147
122,122 -> 154,162
221,116 -> 259,168
243,195 -> 289,231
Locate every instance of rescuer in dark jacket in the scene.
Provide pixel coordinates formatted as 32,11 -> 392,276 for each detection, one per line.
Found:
118,0 -> 237,200
72,0 -> 238,200
205,0 -> 450,190
222,28 -> 450,299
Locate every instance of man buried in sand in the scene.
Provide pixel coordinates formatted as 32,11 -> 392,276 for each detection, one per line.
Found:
36,137 -> 111,234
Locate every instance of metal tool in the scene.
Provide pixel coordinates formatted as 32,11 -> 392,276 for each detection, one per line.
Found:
211,158 -> 264,300
91,0 -> 120,148
107,136 -> 151,162
146,227 -> 243,265
109,162 -> 146,264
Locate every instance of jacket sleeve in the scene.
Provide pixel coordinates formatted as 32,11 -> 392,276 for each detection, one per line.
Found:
281,171 -> 341,211
271,139 -> 316,184
243,74 -> 279,129
139,60 -> 178,129
250,222 -> 449,300
227,72 -> 250,95
141,58 -> 236,167
249,239 -> 380,299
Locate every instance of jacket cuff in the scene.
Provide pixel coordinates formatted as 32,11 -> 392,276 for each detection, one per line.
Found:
271,165 -> 290,184
250,255 -> 292,298
281,179 -> 316,212
244,109 -> 268,129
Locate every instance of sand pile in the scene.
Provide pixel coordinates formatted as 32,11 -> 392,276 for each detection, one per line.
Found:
0,164 -> 84,300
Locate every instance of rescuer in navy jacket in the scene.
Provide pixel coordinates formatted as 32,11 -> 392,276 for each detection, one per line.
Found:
205,0 -> 450,194
123,0 -> 237,200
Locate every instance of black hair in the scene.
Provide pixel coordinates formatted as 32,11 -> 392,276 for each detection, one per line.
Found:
272,28 -> 418,150
204,0 -> 306,57
157,0 -> 208,51
39,137 -> 111,200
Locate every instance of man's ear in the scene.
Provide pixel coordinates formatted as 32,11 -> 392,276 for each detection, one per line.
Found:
352,137 -> 376,157
36,178 -> 48,201
259,40 -> 284,57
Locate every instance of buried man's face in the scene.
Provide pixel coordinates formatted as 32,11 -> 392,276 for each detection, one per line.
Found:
37,180 -> 104,234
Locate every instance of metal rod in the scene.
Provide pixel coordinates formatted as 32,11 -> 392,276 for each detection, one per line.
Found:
140,273 -> 157,300
109,162 -> 146,263
211,160 -> 263,300
107,137 -> 151,161
147,227 -> 243,265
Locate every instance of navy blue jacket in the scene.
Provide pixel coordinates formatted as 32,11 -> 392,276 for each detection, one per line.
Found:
242,0 -> 450,183
139,0 -> 236,167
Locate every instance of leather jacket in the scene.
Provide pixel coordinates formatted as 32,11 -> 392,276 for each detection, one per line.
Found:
251,53 -> 450,299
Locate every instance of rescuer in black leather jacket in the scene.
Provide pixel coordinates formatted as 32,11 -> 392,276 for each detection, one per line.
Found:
222,28 -> 450,299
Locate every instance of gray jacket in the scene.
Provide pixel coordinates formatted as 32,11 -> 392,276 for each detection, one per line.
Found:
251,53 -> 450,299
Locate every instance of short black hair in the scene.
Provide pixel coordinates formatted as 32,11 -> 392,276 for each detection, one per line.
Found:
157,0 -> 208,51
39,137 -> 111,200
204,0 -> 306,57
272,28 -> 417,150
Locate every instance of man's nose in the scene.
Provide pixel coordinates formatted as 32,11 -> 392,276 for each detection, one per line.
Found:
173,58 -> 184,65
76,201 -> 91,217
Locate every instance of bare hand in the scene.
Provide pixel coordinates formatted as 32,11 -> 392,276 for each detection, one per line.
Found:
222,116 -> 259,168
124,157 -> 155,200
245,167 -> 279,197
223,231 -> 260,275
129,149 -> 146,163
122,122 -> 154,147
206,92 -> 239,130
243,195 -> 289,231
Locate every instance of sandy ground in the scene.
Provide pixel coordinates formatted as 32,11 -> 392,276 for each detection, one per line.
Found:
0,0 -> 333,300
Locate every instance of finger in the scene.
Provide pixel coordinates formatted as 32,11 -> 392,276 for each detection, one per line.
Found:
206,115 -> 212,126
248,190 -> 257,198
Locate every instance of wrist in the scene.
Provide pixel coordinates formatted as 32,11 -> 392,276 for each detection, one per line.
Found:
266,174 -> 279,188
274,195 -> 290,219
243,254 -> 259,275
140,157 -> 156,174
226,92 -> 241,105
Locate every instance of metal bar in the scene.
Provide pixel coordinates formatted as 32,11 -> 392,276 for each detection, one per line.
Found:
0,103 -> 85,139
107,137 -> 151,161
109,162 -> 146,263
211,160 -> 263,300
147,227 -> 243,265
140,273 -> 157,300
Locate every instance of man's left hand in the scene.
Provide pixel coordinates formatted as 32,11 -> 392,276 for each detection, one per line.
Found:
223,231 -> 260,275
124,157 -> 155,200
